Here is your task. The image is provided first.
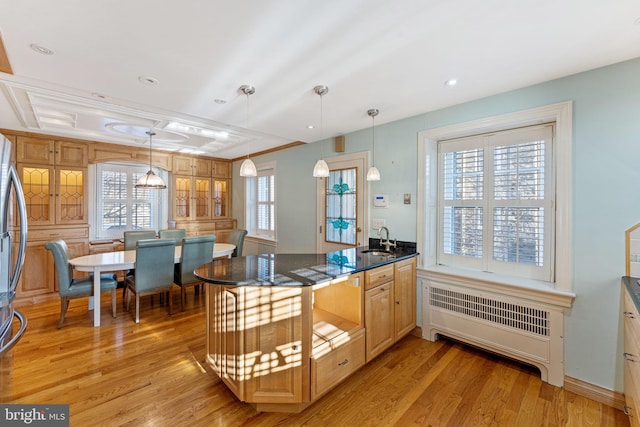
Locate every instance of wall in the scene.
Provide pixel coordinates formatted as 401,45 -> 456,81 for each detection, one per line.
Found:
233,57 -> 640,393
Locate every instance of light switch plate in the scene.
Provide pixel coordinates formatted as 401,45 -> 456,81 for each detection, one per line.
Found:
372,219 -> 385,229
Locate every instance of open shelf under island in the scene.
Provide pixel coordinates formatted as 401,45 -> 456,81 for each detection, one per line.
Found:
195,246 -> 418,413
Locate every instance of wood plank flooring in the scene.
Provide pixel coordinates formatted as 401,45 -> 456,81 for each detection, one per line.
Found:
1,292 -> 629,427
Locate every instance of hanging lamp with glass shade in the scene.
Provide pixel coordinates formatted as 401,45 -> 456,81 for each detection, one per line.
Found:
136,130 -> 167,189
366,108 -> 381,181
312,85 -> 330,178
239,84 -> 257,177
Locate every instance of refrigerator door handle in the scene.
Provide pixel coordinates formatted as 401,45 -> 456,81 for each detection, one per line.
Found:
7,165 -> 27,293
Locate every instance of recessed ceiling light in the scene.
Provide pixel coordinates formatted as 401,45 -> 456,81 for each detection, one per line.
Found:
92,92 -> 107,99
307,125 -> 314,129
30,44 -> 54,55
138,75 -> 159,85
444,79 -> 458,86
214,99 -> 227,104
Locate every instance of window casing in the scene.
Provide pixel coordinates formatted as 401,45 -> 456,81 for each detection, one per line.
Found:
418,102 -> 572,292
94,163 -> 167,239
438,125 -> 554,281
246,162 -> 276,239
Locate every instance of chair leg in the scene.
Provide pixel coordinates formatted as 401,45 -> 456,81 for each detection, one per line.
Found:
168,288 -> 173,316
58,297 -> 70,329
126,287 -> 131,312
181,285 -> 186,312
135,293 -> 140,323
111,289 -> 116,318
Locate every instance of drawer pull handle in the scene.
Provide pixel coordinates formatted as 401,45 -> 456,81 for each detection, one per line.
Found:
623,352 -> 638,362
338,359 -> 349,367
624,311 -> 636,318
623,405 -> 633,416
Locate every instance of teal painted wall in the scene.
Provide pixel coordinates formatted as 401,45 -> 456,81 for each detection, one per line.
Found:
233,57 -> 640,392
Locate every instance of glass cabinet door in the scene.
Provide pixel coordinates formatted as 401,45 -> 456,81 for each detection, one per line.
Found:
56,168 -> 86,224
19,165 -> 54,225
194,177 -> 212,219
173,176 -> 192,220
213,179 -> 228,217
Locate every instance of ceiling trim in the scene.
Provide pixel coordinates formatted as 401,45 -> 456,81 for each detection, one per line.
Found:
231,141 -> 306,163
0,33 -> 12,74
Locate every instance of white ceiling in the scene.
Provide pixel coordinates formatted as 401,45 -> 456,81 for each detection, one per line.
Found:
0,0 -> 639,159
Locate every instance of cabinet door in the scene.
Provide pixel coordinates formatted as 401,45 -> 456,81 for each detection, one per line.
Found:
56,168 -> 87,224
194,177 -> 212,220
15,241 -> 55,297
212,161 -> 230,178
193,158 -> 212,177
55,141 -> 88,166
213,179 -> 228,217
18,164 -> 55,225
243,286 -> 305,404
222,287 -> 244,398
17,137 -> 54,164
173,156 -> 194,175
172,175 -> 192,220
365,282 -> 394,362
394,257 -> 416,340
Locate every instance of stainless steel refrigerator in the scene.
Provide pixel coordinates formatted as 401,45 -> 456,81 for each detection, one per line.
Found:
0,134 -> 28,355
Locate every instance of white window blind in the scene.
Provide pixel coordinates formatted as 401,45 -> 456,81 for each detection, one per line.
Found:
95,163 -> 166,239
437,124 -> 554,281
245,162 -> 276,239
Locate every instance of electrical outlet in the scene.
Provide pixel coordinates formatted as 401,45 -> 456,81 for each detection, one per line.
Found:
372,219 -> 385,229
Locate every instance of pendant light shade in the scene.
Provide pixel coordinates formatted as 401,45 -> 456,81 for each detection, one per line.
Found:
366,166 -> 381,181
239,158 -> 257,177
312,159 -> 330,177
239,84 -> 258,177
366,108 -> 381,181
312,85 -> 330,178
136,131 -> 167,189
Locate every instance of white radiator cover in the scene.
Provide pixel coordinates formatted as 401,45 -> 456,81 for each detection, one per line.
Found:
422,279 -> 565,386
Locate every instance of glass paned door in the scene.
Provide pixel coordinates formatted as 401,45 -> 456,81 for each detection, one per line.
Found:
325,168 -> 357,245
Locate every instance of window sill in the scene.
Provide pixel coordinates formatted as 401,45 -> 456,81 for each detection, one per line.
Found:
246,234 -> 277,245
418,264 -> 576,308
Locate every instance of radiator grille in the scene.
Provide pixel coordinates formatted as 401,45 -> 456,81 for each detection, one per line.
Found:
429,286 -> 550,337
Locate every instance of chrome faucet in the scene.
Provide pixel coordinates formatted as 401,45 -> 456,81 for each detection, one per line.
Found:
378,226 -> 396,252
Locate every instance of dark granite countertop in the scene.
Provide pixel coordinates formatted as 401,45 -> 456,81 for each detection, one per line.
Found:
195,245 -> 418,287
622,276 -> 640,311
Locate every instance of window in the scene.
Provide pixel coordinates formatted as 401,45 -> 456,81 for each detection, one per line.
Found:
95,163 -> 167,239
438,125 -> 554,281
246,162 -> 276,239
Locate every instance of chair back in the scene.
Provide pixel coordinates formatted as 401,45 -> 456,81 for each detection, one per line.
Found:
44,239 -> 73,295
124,230 -> 157,250
226,229 -> 248,257
133,239 -> 176,292
175,235 -> 216,285
159,229 -> 187,246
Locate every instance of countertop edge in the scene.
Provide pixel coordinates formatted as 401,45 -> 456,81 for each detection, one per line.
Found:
622,276 -> 640,311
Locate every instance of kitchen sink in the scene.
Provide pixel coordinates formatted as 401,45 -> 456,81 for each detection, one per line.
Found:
361,249 -> 395,256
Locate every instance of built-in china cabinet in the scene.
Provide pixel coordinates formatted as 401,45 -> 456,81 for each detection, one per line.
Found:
1,129 -> 234,305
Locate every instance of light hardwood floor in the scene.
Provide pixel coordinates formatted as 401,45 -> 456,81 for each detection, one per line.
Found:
1,292 -> 629,427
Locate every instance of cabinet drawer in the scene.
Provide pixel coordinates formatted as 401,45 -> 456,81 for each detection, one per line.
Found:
365,265 -> 394,290
29,227 -> 89,241
215,220 -> 235,230
311,329 -> 365,400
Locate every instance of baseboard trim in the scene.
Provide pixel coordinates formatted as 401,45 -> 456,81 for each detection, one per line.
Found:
564,376 -> 625,410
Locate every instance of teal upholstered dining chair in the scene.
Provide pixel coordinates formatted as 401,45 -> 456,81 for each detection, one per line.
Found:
158,229 -> 187,246
123,230 -> 157,250
174,235 -> 216,311
125,239 -> 176,323
45,239 -> 118,329
225,229 -> 248,257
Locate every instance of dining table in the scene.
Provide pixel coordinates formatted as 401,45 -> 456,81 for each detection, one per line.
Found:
69,242 -> 236,327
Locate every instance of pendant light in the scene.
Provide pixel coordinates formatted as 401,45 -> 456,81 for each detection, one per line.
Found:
312,85 -> 330,178
135,130 -> 167,189
366,108 -> 381,181
239,84 -> 257,177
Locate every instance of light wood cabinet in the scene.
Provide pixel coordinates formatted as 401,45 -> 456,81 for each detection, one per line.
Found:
623,285 -> 640,426
206,268 -> 368,412
17,137 -> 87,166
364,258 -> 416,362
211,160 -> 230,178
172,175 -> 213,221
173,155 -> 211,176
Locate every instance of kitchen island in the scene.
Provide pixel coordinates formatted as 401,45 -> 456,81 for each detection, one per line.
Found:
195,245 -> 418,413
